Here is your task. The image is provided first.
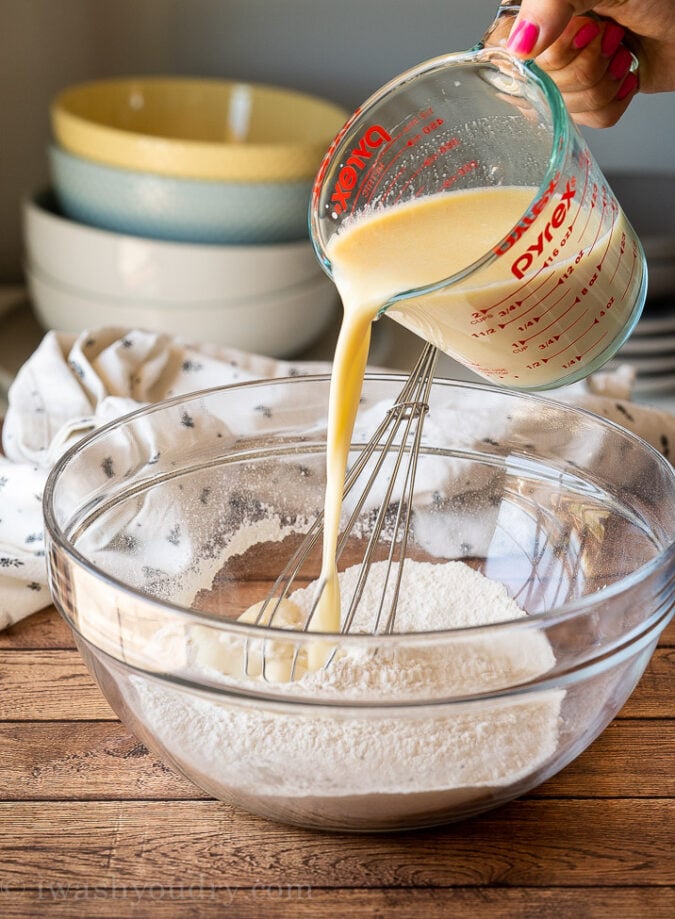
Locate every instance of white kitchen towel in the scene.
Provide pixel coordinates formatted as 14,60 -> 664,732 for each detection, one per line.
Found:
1,326 -> 673,629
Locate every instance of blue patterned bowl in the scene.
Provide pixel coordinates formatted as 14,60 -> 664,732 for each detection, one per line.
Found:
49,144 -> 313,245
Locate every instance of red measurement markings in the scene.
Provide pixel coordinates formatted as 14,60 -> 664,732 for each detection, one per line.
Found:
363,148 -> 409,208
378,165 -> 409,206
608,231 -> 627,285
567,153 -> 592,235
313,106 -> 363,203
391,160 -> 430,206
390,118 -> 449,205
472,255 -> 564,320
514,300 -> 581,355
478,256 -> 574,331
352,129 -> 407,210
352,109 -> 435,211
596,193 -> 618,276
329,124 -> 396,215
576,181 -> 605,252
512,289 -> 581,348
363,131 -> 468,210
496,263 -> 579,330
620,238 -> 639,302
441,158 -> 478,190
588,184 -> 612,257
542,316 -> 609,366
471,185 -> 583,318
358,161 -> 391,206
499,177 -> 576,278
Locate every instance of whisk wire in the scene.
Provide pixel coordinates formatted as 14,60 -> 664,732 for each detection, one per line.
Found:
255,342 -> 438,671
341,342 -> 438,635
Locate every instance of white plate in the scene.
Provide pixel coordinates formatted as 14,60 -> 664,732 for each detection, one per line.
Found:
632,311 -> 675,336
608,352 -> 675,374
619,332 -> 675,355
632,372 -> 675,395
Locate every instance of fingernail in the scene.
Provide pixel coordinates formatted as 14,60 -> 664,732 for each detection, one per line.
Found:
616,71 -> 638,101
609,46 -> 633,81
601,23 -> 625,57
507,19 -> 540,57
572,21 -> 601,50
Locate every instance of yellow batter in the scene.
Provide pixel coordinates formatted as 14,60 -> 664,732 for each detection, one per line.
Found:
314,185 -> 533,641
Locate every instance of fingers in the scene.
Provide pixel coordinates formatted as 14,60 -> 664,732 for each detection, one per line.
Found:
536,18 -> 604,89
506,0 -> 590,58
562,75 -> 638,128
499,5 -> 640,128
536,17 -> 639,126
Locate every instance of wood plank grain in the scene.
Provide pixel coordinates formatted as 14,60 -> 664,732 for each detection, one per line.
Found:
0,800 -> 671,889
0,603 -> 672,651
0,722 -> 203,800
0,607 -> 74,649
529,719 -> 674,797
0,646 -> 671,722
621,647 -> 675,717
1,648 -> 670,721
0,887 -> 672,919
0,719 -> 670,802
0,651 -> 114,721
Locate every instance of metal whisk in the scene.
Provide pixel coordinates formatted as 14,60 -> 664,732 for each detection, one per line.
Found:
249,341 -> 438,666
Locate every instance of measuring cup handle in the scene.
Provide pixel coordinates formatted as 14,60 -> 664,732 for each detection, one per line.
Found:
478,1 -> 522,50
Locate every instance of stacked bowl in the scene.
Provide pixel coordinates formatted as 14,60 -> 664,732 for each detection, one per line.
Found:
24,77 -> 349,356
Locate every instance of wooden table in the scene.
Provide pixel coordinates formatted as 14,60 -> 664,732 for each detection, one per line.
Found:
0,603 -> 672,918
0,319 -> 673,917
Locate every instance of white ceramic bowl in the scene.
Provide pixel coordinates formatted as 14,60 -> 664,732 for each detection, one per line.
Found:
26,262 -> 339,358
49,144 -> 313,245
23,190 -> 324,303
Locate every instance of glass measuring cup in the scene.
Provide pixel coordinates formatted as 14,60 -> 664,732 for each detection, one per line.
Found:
310,5 -> 647,390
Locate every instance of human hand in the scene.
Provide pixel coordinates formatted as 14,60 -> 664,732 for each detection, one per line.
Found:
495,1 -> 675,127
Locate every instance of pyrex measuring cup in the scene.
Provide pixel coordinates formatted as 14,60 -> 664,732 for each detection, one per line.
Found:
310,4 -> 647,390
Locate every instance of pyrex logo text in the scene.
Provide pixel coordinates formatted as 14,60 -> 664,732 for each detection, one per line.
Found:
493,175 -> 577,279
331,126 -> 391,214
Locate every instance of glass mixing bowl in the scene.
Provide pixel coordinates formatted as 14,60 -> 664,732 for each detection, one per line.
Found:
43,376 -> 674,832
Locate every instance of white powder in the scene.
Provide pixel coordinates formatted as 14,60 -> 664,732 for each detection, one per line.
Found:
129,557 -> 563,825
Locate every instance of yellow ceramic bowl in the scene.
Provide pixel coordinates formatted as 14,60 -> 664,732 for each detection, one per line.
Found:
51,77 -> 349,182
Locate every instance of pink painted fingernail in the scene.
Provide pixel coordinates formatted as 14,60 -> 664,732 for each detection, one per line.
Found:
572,21 -> 601,50
601,23 -> 625,57
507,19 -> 540,57
609,46 -> 633,81
616,71 -> 638,101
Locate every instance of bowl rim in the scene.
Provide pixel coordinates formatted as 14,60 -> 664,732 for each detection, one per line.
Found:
25,259 -> 331,310
51,76 -> 349,182
43,373 -> 675,652
48,141 -> 316,192
24,188 -> 319,258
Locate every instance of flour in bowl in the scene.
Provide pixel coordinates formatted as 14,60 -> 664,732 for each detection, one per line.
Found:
129,557 -> 563,824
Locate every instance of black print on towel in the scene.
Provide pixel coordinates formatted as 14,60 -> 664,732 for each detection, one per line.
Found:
0,557 -> 24,568
181,360 -> 203,373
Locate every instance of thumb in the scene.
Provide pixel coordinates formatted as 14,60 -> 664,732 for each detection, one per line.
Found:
506,0 -> 591,57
